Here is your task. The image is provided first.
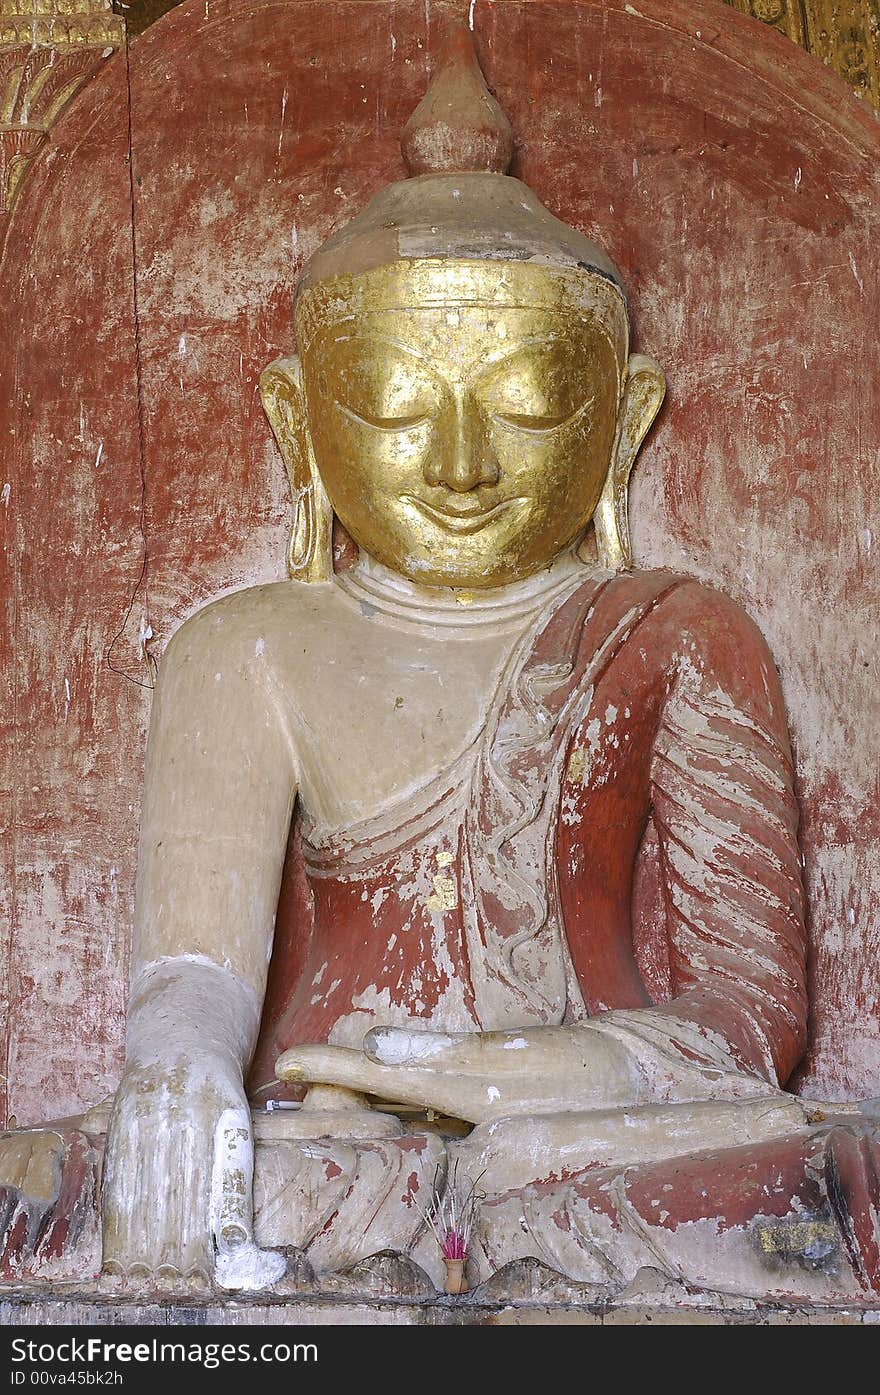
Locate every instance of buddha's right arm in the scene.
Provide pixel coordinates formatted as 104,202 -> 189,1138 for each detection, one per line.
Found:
103,597 -> 296,1287
132,595 -> 298,1006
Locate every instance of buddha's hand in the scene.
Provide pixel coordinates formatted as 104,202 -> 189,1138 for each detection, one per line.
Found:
276,1022 -> 643,1125
101,959 -> 286,1292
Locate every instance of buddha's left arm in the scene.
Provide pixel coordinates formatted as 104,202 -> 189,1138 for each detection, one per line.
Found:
618,580 -> 809,1091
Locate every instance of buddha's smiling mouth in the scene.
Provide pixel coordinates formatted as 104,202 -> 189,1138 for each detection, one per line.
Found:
401,495 -> 527,535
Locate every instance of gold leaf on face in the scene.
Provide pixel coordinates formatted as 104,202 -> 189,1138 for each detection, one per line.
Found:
297,260 -> 627,589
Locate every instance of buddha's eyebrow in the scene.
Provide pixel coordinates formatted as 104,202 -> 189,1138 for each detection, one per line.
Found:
469,335 -> 581,382
332,332 -> 434,364
332,332 -> 584,390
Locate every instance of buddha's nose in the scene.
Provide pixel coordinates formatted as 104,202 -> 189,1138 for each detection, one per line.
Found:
425,390 -> 499,492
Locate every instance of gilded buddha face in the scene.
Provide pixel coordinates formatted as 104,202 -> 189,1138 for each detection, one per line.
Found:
297,260 -> 628,589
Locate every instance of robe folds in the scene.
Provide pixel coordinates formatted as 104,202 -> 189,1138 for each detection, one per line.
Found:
251,568 -> 807,1100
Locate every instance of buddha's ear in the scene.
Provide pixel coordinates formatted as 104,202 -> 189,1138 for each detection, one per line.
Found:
594,354 -> 666,571
260,354 -> 333,583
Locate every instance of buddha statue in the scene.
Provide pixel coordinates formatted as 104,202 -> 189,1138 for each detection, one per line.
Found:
2,30 -> 879,1307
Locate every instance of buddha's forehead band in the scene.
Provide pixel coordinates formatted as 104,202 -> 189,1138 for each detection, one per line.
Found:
294,255 -> 629,358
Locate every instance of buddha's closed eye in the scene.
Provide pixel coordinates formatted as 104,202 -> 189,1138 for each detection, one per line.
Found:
332,340 -> 439,432
338,401 -> 434,431
328,336 -> 598,433
480,342 -> 596,433
490,398 -> 595,433
337,393 -> 593,434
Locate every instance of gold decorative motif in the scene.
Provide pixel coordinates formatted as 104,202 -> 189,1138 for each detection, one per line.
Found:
566,748 -> 587,784
426,874 -> 459,913
757,1219 -> 839,1255
727,0 -> 808,45
0,0 -> 123,235
0,0 -> 124,50
723,0 -> 880,106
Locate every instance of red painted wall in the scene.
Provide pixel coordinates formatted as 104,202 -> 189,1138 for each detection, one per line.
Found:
1,0 -> 878,1125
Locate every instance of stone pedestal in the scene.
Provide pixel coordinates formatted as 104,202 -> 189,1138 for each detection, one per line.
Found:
3,1283 -> 879,1327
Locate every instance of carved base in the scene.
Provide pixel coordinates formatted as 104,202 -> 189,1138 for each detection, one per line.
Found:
0,1118 -> 447,1291
4,1102 -> 880,1306
2,1273 -> 879,1327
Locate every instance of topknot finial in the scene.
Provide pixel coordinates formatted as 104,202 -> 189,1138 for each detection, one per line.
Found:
401,26 -> 514,176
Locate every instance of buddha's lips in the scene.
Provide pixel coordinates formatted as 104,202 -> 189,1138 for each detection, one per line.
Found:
402,495 -> 525,535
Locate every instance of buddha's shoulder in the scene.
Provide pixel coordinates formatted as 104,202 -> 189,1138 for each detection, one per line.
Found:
160,579 -> 346,664
616,567 -> 773,658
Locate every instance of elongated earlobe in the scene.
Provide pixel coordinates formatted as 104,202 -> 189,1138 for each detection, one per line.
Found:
594,354 -> 666,571
260,355 -> 333,583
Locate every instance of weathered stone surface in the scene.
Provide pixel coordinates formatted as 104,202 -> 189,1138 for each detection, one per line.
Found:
0,1289 -> 877,1326
0,1130 -> 101,1283
108,0 -> 880,111
322,1251 -> 437,1299
471,1257 -> 611,1305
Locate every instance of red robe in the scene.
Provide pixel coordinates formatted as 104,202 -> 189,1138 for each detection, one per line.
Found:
251,568 -> 807,1096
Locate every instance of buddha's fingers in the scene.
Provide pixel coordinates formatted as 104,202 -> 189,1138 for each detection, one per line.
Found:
276,1044 -> 434,1100
366,1023 -> 648,1114
104,1048 -> 285,1290
362,1024 -> 576,1076
103,1094 -> 214,1283
210,1105 -> 286,1292
275,1043 -> 494,1121
364,1027 -> 476,1066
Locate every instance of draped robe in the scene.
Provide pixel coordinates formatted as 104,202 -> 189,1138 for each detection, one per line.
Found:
252,567 -> 808,1100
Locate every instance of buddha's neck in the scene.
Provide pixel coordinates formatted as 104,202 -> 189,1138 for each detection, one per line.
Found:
336,549 -> 590,630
